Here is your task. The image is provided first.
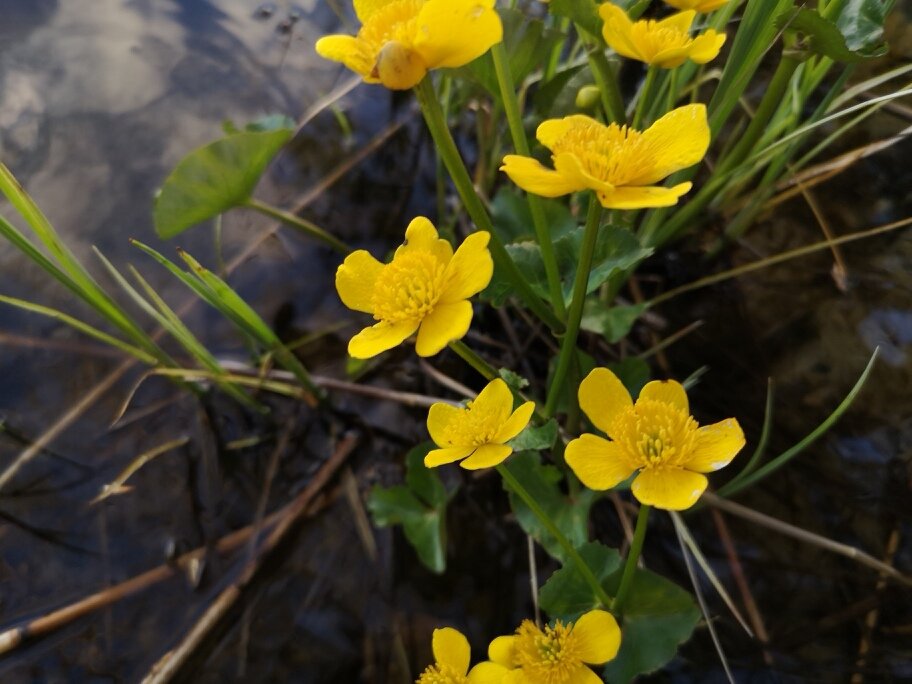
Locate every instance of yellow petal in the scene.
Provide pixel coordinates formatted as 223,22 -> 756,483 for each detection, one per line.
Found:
415,0 -> 503,69
488,635 -> 516,667
688,29 -> 726,64
348,319 -> 419,358
461,444 -> 513,469
666,0 -> 730,9
536,115 -> 594,149
685,418 -> 745,472
427,402 -> 466,447
638,379 -> 689,413
470,378 -> 513,426
468,662 -> 513,684
415,300 -> 473,356
631,468 -> 707,510
571,610 -> 622,665
567,668 -> 603,684
599,4 -> 641,61
396,216 -> 453,262
335,250 -> 384,313
432,627 -> 471,675
650,46 -> 692,69
440,231 -> 493,303
596,182 -> 692,209
353,0 -> 397,22
632,104 -> 709,185
578,367 -> 633,437
657,9 -> 696,33
565,434 -> 637,490
554,152 -> 614,194
315,35 -> 373,79
500,155 -> 584,197
375,41 -> 428,90
494,401 -> 536,443
425,446 -> 475,467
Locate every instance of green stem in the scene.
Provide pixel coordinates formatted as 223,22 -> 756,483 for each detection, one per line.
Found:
414,77 -> 563,333
245,198 -> 350,255
449,340 -> 497,381
632,66 -> 659,129
611,504 -> 651,613
491,43 -> 566,321
497,462 -> 613,608
544,197 -> 602,418
544,17 -> 571,82
587,49 -> 627,124
713,55 -> 801,178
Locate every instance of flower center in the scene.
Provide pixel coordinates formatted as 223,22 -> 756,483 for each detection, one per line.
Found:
359,0 -> 425,52
514,620 -> 584,684
551,119 -> 654,186
442,401 -> 501,446
612,399 -> 698,470
417,663 -> 467,684
629,20 -> 693,60
372,251 -> 446,323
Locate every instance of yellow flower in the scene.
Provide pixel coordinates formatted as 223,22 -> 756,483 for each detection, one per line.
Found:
336,217 -> 492,359
417,627 -> 492,684
426,379 -> 535,470
315,0 -> 503,90
500,105 -> 709,209
600,4 -> 726,68
474,610 -> 621,684
664,0 -> 730,12
565,368 -> 745,511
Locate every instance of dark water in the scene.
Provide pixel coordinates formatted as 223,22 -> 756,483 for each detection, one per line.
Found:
0,2 -> 910,682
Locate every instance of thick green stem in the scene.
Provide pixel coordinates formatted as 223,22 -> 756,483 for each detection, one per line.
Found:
633,66 -> 659,129
414,77 -> 563,333
449,340 -> 497,381
245,198 -> 350,255
491,43 -> 566,321
611,504 -> 651,613
714,55 -> 801,178
497,462 -> 613,608
544,197 -> 602,418
587,49 -> 627,124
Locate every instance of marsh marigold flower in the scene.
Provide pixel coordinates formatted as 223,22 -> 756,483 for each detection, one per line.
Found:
501,105 -> 709,209
425,378 -> 534,470
336,217 -> 492,358
474,610 -> 621,683
315,0 -> 503,90
600,4 -> 726,68
665,0 -> 730,12
566,368 -> 745,510
417,627 -> 491,684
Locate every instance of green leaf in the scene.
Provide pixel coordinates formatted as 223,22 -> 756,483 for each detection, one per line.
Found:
581,302 -> 647,343
836,0 -> 894,53
539,542 -> 623,618
499,367 -> 530,391
777,8 -> 888,61
539,541 -> 700,683
508,419 -> 559,452
367,443 -> 454,573
154,128 -> 293,238
601,570 -> 701,683
533,64 -> 588,117
548,0 -> 602,40
609,357 -> 650,399
502,452 -> 597,561
490,185 -> 577,244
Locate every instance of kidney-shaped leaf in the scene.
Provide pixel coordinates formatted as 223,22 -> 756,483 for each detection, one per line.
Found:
154,128 -> 293,238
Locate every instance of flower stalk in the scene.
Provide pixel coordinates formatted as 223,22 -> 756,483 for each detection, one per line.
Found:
414,76 -> 564,333
611,504 -> 651,613
244,198 -> 350,255
545,197 -> 602,418
496,462 -> 614,609
449,340 -> 498,381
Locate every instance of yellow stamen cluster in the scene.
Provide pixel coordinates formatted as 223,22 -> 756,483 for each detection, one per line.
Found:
551,120 -> 652,187
372,251 -> 445,322
629,19 -> 697,57
613,399 -> 698,470
416,662 -> 467,684
441,401 -> 501,446
514,620 -> 585,684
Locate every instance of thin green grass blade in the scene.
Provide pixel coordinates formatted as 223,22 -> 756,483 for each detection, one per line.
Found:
0,294 -> 158,365
717,349 -> 879,498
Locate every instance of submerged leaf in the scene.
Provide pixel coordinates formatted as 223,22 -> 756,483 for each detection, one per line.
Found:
154,128 -> 293,238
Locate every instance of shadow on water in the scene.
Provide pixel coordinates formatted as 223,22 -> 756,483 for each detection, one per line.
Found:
0,1 -> 910,682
